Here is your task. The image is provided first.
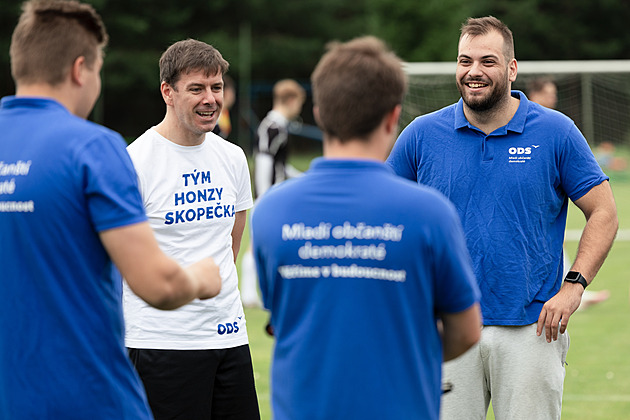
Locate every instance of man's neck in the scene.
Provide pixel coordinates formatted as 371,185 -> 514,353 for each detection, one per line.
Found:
15,83 -> 78,117
323,136 -> 389,162
154,117 -> 206,147
464,95 -> 520,135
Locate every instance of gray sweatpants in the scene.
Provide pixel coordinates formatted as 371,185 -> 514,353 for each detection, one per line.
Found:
440,323 -> 569,420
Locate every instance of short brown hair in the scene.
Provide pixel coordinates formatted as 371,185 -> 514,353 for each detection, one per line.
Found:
460,16 -> 514,61
272,79 -> 306,106
159,39 -> 229,89
311,36 -> 407,142
10,0 -> 108,86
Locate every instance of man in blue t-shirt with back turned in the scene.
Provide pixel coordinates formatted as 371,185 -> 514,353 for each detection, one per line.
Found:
0,1 -> 221,418
387,16 -> 618,420
252,36 -> 482,420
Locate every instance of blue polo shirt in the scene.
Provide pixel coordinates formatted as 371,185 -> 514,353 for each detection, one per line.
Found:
0,97 -> 151,419
387,91 -> 607,325
252,158 -> 479,420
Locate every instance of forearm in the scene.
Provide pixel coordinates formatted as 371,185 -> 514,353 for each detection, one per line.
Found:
101,222 -> 221,310
440,303 -> 482,362
128,254 -> 221,310
536,181 -> 616,342
573,210 -> 618,280
231,210 -> 247,262
146,257 -> 221,310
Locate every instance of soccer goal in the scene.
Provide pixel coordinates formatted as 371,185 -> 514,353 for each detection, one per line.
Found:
401,60 -> 630,147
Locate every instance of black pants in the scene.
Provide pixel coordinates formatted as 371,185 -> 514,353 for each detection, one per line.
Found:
128,345 -> 260,420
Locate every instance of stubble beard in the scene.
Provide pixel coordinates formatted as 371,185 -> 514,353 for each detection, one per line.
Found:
457,77 -> 510,113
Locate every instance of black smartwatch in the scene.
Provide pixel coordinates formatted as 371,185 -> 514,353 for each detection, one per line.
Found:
564,271 -> 588,289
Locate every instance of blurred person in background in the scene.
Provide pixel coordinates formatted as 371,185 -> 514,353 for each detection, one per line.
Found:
526,76 -> 557,109
213,74 -> 236,139
240,79 -> 306,308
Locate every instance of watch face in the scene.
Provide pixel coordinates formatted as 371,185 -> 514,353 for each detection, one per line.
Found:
566,271 -> 579,280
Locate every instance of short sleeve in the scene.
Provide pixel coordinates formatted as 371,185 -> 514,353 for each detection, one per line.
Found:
234,147 -> 254,212
386,121 -> 420,182
559,125 -> 609,202
78,132 -> 147,232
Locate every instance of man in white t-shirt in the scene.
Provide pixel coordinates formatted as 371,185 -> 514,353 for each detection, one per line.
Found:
123,39 -> 259,419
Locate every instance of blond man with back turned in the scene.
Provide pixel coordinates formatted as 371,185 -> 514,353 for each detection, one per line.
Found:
0,1 -> 220,418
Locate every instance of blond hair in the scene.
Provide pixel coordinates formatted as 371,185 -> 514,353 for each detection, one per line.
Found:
10,0 -> 108,86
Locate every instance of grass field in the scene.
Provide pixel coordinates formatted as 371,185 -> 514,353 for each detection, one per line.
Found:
240,154 -> 630,420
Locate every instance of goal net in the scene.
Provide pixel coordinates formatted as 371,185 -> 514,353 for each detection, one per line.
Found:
401,60 -> 630,147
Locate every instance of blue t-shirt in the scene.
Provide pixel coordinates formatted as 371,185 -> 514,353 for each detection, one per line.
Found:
387,91 -> 608,325
252,158 -> 480,420
0,97 -> 151,419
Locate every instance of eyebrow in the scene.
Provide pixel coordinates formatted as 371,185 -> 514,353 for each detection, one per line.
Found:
185,81 -> 223,89
457,53 -> 500,60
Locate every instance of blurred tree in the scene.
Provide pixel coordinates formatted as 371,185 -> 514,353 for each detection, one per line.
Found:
367,0 -> 475,61
0,2 -> 22,97
1,0 -> 630,141
470,0 -> 630,60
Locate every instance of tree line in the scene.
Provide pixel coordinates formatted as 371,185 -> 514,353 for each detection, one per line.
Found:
1,0 -> 629,149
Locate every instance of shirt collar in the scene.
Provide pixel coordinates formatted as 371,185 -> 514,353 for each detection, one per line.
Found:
455,90 -> 528,135
0,96 -> 68,113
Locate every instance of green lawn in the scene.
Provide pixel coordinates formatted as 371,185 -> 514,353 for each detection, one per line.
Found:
559,175 -> 630,420
244,307 -> 274,419
242,155 -> 630,420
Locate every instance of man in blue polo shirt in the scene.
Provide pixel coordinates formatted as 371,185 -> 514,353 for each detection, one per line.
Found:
387,16 -> 618,420
0,1 -> 220,418
252,36 -> 482,420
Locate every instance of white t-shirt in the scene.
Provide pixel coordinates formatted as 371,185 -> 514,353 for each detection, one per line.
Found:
123,128 -> 254,350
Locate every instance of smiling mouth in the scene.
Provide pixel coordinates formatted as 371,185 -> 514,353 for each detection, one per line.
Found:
466,82 -> 488,88
196,110 -> 215,118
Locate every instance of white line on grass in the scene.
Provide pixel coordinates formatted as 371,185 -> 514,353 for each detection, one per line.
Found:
566,229 -> 630,241
564,394 -> 630,402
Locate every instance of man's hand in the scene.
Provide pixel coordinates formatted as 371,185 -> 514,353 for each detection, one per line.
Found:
536,282 -> 584,342
185,257 -> 222,300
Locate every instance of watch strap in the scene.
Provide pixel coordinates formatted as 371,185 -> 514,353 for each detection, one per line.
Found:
564,271 -> 588,289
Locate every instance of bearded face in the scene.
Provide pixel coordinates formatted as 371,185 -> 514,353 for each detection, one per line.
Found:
456,31 -> 516,113
456,67 -> 511,112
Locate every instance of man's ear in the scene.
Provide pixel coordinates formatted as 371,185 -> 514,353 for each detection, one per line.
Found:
509,58 -> 518,83
383,104 -> 402,136
160,81 -> 174,106
313,105 -> 322,127
70,56 -> 86,86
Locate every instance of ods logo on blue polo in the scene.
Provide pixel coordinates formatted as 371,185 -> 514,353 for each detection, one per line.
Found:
508,147 -> 532,155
